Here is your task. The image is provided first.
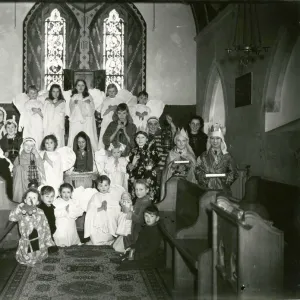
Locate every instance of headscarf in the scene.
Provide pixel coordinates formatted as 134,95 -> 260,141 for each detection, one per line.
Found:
73,131 -> 93,171
20,137 -> 36,153
206,123 -> 227,154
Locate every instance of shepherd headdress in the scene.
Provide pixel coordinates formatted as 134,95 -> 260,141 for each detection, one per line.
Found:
207,123 -> 227,154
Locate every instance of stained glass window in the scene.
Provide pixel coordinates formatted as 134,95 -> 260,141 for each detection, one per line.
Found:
44,9 -> 66,90
103,9 -> 125,90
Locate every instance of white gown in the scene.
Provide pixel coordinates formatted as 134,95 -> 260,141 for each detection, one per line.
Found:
43,100 -> 66,148
68,94 -> 98,151
40,150 -> 63,195
104,157 -> 129,190
23,99 -> 44,148
84,185 -> 124,245
53,197 -> 83,247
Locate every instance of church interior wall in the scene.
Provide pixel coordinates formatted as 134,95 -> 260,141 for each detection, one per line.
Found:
0,2 -> 196,106
195,3 -> 300,186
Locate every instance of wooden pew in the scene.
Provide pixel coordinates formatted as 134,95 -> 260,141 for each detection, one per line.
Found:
211,196 -> 284,300
157,177 -> 221,299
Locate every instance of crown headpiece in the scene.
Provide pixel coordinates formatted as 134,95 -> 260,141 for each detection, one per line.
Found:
175,128 -> 189,140
108,142 -> 126,152
5,115 -> 17,127
208,123 -> 226,136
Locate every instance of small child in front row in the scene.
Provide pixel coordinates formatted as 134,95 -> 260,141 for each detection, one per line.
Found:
53,183 -> 83,247
9,188 -> 55,266
84,175 -> 124,245
113,179 -> 152,254
116,205 -> 163,270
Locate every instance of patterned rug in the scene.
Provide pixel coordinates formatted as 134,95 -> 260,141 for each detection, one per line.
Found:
0,246 -> 170,300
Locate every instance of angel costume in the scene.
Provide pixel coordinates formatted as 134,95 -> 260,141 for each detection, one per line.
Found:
40,150 -> 63,193
53,197 -> 83,247
128,99 -> 165,129
68,93 -> 98,151
43,99 -> 66,148
195,124 -> 238,194
9,205 -> 55,266
84,185 -> 124,245
160,129 -> 197,201
98,90 -> 136,150
23,99 -> 44,148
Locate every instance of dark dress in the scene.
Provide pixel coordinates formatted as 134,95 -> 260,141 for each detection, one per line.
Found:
0,134 -> 23,163
73,131 -> 93,172
38,202 -> 56,237
127,143 -> 160,202
123,195 -> 152,249
187,130 -> 208,158
118,223 -> 163,270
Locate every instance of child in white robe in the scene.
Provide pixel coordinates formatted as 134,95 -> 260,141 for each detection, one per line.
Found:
43,84 -> 66,148
128,91 -> 165,130
84,175 -> 124,245
115,192 -> 133,237
21,86 -> 44,148
40,135 -> 63,194
53,183 -> 83,247
68,79 -> 98,151
104,143 -> 128,190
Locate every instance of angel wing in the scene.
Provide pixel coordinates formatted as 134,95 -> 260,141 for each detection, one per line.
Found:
12,93 -> 28,114
56,146 -> 76,171
89,88 -> 105,112
72,186 -> 98,212
116,89 -> 137,105
146,99 -> 165,119
94,149 -> 108,174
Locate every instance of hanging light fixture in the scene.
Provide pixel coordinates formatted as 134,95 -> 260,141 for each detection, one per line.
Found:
226,4 -> 270,67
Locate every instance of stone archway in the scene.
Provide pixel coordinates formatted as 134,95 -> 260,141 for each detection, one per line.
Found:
203,63 -> 227,133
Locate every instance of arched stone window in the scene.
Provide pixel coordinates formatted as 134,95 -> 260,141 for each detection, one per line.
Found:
89,3 -> 146,95
23,3 -> 80,91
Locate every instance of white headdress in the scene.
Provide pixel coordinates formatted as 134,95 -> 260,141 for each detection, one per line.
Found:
4,115 -> 18,132
207,123 -> 227,154
108,142 -> 126,153
20,137 -> 36,152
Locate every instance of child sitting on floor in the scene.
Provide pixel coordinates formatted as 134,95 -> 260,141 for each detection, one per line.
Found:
9,188 -> 55,266
114,205 -> 163,270
53,183 -> 83,247
84,175 -> 124,245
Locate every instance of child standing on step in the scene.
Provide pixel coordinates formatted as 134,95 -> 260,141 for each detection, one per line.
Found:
9,188 -> 55,266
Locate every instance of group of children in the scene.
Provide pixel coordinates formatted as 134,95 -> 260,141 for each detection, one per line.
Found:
2,79 -> 220,271
9,175 -> 162,270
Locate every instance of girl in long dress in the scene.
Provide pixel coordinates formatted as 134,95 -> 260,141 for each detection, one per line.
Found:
127,131 -> 160,203
9,188 -> 55,266
40,135 -> 63,194
53,183 -> 83,247
195,123 -> 238,194
43,84 -> 66,148
22,86 -> 44,149
160,128 -> 197,201
73,131 -> 94,172
68,79 -> 98,151
84,175 -> 124,245
98,84 -> 120,150
103,143 -> 128,190
13,138 -> 46,203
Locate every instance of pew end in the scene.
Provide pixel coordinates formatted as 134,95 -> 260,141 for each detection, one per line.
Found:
212,196 -> 284,300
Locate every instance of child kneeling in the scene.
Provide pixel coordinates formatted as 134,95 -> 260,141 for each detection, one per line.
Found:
113,205 -> 163,270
